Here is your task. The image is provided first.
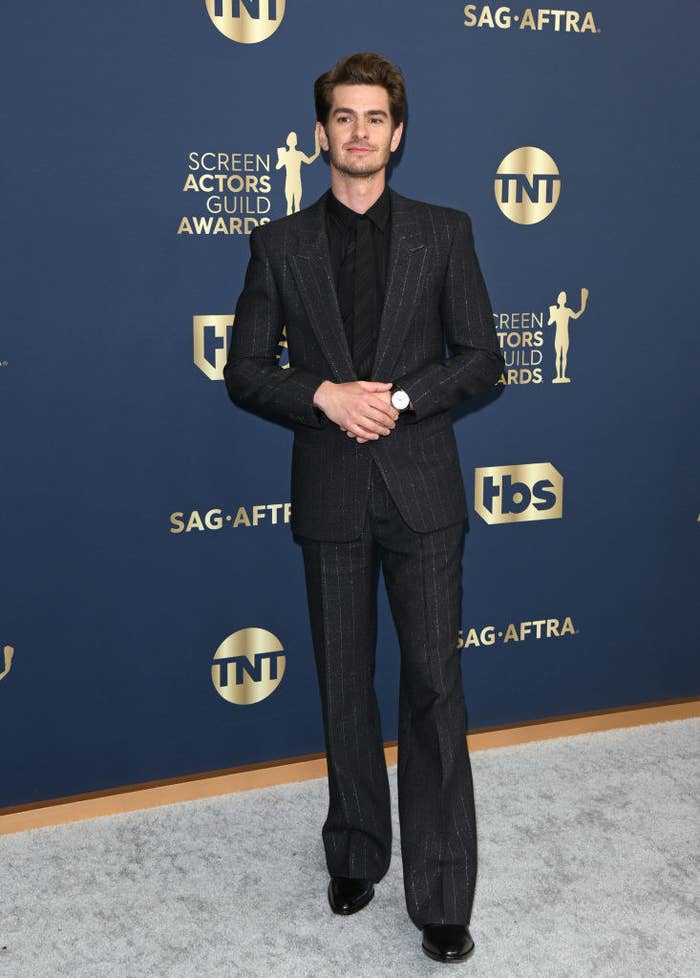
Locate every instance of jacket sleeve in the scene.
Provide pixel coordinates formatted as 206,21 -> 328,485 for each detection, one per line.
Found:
223,227 -> 327,428
392,212 -> 504,422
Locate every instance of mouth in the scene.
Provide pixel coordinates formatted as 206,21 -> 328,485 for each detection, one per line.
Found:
346,146 -> 372,153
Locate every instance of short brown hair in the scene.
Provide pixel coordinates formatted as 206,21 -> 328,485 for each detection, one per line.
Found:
314,52 -> 406,129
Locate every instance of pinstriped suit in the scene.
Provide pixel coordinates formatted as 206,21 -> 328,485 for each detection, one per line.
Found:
224,188 -> 504,928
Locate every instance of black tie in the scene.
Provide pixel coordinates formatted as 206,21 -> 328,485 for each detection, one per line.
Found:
351,215 -> 377,380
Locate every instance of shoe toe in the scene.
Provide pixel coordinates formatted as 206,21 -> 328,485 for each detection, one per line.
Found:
327,876 -> 375,915
422,924 -> 475,962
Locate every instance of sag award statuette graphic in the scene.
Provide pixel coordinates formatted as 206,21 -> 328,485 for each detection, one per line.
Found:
0,645 -> 15,681
276,129 -> 320,214
547,288 -> 589,382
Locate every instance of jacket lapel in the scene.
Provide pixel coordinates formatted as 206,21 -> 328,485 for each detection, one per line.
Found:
289,193 -> 357,383
371,190 -> 427,380
288,188 -> 428,384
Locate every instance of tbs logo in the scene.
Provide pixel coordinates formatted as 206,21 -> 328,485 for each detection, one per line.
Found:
474,463 -> 563,524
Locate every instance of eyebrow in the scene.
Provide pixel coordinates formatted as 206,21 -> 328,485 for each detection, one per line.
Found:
332,107 -> 389,118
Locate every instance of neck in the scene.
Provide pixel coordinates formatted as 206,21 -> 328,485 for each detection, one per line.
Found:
329,168 -> 387,214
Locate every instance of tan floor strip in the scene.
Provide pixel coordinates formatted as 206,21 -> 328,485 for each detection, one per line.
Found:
2,697 -> 697,835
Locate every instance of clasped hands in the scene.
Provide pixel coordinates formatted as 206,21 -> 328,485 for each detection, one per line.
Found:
313,380 -> 398,444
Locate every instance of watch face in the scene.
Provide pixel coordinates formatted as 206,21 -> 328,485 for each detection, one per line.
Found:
392,388 -> 410,411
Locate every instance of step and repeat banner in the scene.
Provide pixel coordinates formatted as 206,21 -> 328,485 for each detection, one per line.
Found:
2,2 -> 698,809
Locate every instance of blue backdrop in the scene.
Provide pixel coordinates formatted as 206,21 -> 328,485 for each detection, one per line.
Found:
2,1 -> 698,809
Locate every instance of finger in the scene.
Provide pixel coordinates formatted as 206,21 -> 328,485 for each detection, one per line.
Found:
357,407 -> 396,432
347,422 -> 380,440
344,404 -> 390,433
359,421 -> 392,437
366,395 -> 399,421
352,417 -> 391,436
357,380 -> 393,391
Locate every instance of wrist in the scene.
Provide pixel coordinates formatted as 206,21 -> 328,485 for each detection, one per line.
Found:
313,379 -> 334,410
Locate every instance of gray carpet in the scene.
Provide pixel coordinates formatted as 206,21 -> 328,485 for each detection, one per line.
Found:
1,718 -> 698,978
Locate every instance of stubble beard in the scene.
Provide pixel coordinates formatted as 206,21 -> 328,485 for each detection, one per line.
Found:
329,143 -> 392,180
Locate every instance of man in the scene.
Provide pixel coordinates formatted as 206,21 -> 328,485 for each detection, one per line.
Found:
224,52 -> 504,964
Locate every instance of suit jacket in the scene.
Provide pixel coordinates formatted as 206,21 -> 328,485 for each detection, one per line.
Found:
224,187 -> 505,541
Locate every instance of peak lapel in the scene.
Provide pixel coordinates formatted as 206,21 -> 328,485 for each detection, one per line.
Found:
289,194 -> 356,383
371,190 -> 427,381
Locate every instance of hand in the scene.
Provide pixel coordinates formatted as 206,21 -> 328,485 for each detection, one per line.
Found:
313,380 -> 399,441
342,390 -> 396,442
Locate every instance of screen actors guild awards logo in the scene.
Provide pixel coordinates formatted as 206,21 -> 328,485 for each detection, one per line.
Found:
495,147 -> 561,224
494,286 -> 590,386
179,152 -> 273,236
179,128 -> 320,235
0,645 -> 14,682
206,0 -> 285,44
211,628 -> 286,704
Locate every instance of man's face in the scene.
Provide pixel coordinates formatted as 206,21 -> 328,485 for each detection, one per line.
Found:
316,84 -> 403,179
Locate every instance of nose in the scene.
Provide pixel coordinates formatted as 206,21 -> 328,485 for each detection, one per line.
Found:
352,116 -> 369,141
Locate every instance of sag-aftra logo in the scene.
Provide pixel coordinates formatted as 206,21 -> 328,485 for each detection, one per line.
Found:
464,5 -> 599,33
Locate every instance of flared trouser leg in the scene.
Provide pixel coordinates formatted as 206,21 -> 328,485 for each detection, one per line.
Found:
300,519 -> 393,883
299,461 -> 477,925
372,479 -> 477,928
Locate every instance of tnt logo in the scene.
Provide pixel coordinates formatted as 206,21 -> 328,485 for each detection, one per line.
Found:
194,316 -> 288,379
212,627 -> 286,705
494,147 -> 561,225
474,463 -> 564,524
206,0 -> 286,44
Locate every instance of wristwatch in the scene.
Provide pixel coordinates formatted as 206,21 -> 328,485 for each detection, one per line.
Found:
390,386 -> 412,412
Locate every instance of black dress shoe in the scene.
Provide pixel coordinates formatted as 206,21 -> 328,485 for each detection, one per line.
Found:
421,924 -> 475,963
327,876 -> 375,915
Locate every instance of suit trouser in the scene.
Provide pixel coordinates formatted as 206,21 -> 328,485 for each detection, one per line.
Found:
298,460 -> 478,928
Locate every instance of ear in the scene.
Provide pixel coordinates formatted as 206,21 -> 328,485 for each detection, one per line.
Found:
390,121 -> 404,153
316,120 -> 329,152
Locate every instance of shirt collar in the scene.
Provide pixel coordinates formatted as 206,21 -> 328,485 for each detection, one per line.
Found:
326,184 -> 391,232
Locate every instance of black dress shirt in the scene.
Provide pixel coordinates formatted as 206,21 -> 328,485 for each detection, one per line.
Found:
324,186 -> 391,369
